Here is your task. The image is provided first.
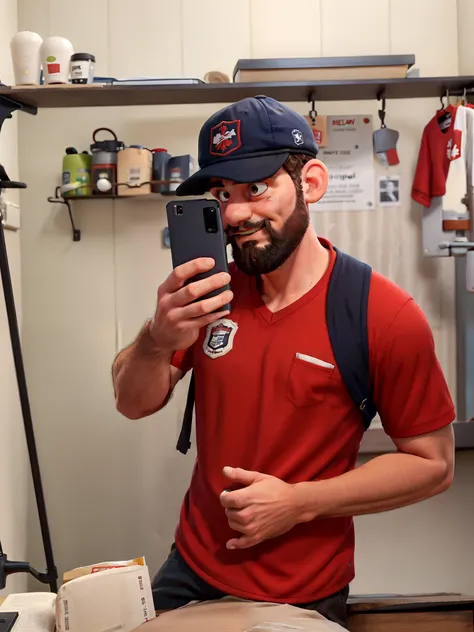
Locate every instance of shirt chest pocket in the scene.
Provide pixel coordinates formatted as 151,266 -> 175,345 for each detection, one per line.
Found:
286,353 -> 335,408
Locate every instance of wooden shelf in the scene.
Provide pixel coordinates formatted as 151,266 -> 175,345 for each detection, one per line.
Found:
359,421 -> 474,455
1,75 -> 474,110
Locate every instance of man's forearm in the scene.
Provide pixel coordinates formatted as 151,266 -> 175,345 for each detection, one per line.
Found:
294,452 -> 452,522
113,320 -> 174,419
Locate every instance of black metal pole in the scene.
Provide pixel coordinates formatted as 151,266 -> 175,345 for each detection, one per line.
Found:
0,209 -> 58,592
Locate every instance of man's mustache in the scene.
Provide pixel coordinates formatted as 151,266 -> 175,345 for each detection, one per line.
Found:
226,219 -> 268,238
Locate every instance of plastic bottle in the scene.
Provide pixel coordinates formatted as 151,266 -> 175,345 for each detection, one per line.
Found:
151,148 -> 170,194
62,147 -> 92,197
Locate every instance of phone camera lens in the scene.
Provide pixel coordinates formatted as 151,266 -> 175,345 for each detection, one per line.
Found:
203,206 -> 219,233
174,205 -> 184,216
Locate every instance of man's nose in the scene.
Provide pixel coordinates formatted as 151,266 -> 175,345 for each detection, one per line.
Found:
223,200 -> 252,227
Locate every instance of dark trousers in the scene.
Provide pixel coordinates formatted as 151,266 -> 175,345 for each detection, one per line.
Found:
151,545 -> 349,629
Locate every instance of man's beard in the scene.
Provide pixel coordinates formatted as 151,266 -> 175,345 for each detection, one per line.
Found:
227,190 -> 309,276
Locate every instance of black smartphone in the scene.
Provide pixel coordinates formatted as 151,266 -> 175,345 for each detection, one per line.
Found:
0,612 -> 19,632
165,198 -> 231,312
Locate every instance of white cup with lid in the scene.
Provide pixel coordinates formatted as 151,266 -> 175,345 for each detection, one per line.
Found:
70,53 -> 96,84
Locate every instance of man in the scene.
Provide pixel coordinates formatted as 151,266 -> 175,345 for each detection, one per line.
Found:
380,179 -> 399,204
112,96 -> 455,629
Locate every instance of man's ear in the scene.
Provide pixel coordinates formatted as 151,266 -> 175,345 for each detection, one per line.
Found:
301,159 -> 328,204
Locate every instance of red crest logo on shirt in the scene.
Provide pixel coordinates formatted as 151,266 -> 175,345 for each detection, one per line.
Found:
203,318 -> 238,359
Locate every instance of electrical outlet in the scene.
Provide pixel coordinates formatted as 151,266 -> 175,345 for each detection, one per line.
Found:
0,197 -> 20,231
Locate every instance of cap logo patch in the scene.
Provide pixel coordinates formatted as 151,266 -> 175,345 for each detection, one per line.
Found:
203,318 -> 238,359
292,129 -> 304,146
210,120 -> 242,156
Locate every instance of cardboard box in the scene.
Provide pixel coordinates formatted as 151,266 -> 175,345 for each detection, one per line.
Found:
56,564 -> 155,632
233,55 -> 415,83
63,557 -> 146,583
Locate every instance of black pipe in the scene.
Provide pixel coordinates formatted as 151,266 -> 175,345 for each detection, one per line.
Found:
0,195 -> 57,592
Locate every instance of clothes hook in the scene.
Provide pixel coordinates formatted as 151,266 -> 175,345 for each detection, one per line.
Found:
378,95 -> 386,128
308,93 -> 317,124
444,88 -> 450,107
440,89 -> 450,109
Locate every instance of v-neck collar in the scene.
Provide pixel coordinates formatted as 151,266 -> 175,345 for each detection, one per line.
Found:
249,238 -> 336,324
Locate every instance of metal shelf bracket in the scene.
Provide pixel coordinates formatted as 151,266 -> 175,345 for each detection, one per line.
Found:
47,187 -> 81,242
0,89 -> 37,133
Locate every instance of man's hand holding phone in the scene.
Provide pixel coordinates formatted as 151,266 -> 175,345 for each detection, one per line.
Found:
149,258 -> 233,353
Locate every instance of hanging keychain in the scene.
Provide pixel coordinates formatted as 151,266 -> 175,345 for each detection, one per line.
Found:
373,96 -> 400,167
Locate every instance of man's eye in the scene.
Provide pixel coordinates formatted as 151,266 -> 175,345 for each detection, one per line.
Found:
249,183 -> 268,197
218,190 -> 230,202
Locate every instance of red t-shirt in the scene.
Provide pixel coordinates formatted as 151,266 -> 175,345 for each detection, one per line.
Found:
170,238 -> 455,604
411,104 -> 461,207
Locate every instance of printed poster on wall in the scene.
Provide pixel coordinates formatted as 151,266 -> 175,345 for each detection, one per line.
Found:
310,115 -> 375,213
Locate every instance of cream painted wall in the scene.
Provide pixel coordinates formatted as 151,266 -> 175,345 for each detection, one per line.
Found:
16,0 -> 474,596
458,0 -> 474,75
0,0 -> 29,596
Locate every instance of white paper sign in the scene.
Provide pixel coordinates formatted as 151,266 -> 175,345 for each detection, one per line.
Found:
310,115 -> 375,212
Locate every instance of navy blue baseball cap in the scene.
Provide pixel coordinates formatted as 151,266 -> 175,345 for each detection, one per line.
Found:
175,95 -> 318,196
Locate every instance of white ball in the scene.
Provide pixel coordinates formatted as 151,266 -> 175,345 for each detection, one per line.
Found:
97,178 -> 112,193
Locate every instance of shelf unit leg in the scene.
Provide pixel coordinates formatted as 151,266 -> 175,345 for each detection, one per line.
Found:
0,89 -> 55,591
0,208 -> 58,592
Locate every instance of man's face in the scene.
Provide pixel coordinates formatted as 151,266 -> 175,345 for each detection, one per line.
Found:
209,167 -> 309,276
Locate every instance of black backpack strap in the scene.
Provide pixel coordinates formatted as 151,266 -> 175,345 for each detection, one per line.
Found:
176,371 -> 195,454
326,247 -> 377,430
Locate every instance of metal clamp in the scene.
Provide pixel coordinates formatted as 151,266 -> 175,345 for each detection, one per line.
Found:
0,92 -> 37,133
439,241 -> 474,251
